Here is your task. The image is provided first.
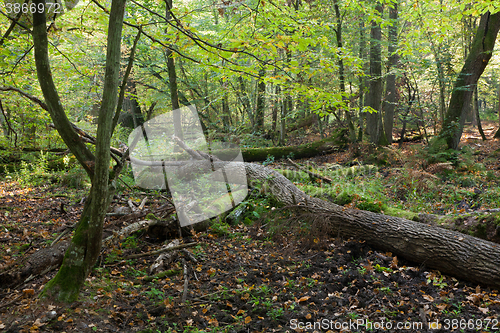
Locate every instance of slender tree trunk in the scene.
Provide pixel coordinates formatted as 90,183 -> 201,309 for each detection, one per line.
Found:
280,88 -> 287,146
272,85 -> 279,134
238,77 -> 253,128
165,0 -> 183,144
221,79 -> 230,130
365,5 -> 387,145
439,11 -> 500,150
254,67 -> 266,131
35,0 -> 127,302
333,0 -> 356,142
383,2 -> 398,144
495,82 -> 500,138
474,86 -> 487,140
358,20 -> 366,142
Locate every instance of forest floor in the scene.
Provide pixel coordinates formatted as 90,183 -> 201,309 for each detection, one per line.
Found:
1,123 -> 500,332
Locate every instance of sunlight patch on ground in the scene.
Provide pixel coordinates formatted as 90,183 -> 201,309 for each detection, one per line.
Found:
0,181 -> 35,197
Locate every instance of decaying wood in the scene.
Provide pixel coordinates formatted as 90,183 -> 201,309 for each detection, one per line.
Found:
241,162 -> 500,289
0,241 -> 69,288
104,219 -> 161,246
124,242 -> 197,260
181,258 -> 189,303
152,136 -> 500,288
149,239 -> 180,275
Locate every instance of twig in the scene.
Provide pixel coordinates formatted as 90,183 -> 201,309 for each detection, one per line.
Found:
51,227 -> 72,246
0,293 -> 23,310
124,242 -> 197,260
287,158 -> 332,184
181,258 -> 189,303
138,197 -> 148,210
181,249 -> 198,263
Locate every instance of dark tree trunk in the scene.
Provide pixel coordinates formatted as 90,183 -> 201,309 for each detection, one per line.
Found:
333,0 -> 356,142
358,20 -> 366,142
474,86 -> 487,140
165,0 -> 183,144
272,85 -> 279,134
383,2 -> 398,144
238,77 -> 253,128
495,82 -> 500,138
439,11 -> 500,150
254,67 -> 266,131
365,5 -> 387,145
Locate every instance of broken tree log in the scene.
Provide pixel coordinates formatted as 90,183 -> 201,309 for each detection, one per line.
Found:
136,135 -> 500,289
222,128 -> 348,162
242,162 -> 500,289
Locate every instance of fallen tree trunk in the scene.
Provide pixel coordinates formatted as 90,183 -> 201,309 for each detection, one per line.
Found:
5,158 -> 500,290
242,162 -> 500,289
225,128 -> 348,162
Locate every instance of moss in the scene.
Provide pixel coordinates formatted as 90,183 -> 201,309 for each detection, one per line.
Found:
335,192 -> 354,205
356,200 -> 383,213
145,213 -> 158,220
41,264 -> 87,303
384,207 -> 419,221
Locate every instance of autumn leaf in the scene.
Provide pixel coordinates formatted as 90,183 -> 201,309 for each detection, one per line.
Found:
422,295 -> 434,302
244,316 -> 252,324
298,296 -> 310,302
390,256 -> 398,269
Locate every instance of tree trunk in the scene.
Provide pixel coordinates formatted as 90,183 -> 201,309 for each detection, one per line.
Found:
209,129 -> 347,161
238,77 -> 253,128
240,163 -> 500,289
333,0 -> 356,143
357,20 -> 366,142
439,11 -> 500,150
495,82 -> 500,138
365,5 -> 387,145
33,0 -> 127,302
137,158 -> 500,289
254,67 -> 266,131
165,0 -> 183,145
383,2 -> 398,144
474,86 -> 487,140
221,79 -> 231,130
32,0 -> 96,178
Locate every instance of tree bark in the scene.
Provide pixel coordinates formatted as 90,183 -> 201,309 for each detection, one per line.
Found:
231,130 -> 347,161
165,0 -> 183,145
474,86 -> 487,140
254,67 -> 266,131
35,0 -> 127,302
439,11 -> 500,150
383,2 -> 398,144
32,0 -> 95,178
139,153 -> 500,288
241,163 -> 500,289
333,0 -> 356,142
365,4 -> 387,146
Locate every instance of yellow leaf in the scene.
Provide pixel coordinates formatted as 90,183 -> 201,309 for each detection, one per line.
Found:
237,309 -> 245,316
244,316 -> 252,324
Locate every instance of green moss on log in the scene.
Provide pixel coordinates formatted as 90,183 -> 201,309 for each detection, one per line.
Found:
226,128 -> 348,162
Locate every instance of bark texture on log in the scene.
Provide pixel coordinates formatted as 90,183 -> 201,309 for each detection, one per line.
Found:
243,162 -> 500,289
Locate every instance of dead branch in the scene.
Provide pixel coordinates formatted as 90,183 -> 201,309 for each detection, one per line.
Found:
287,158 -> 333,183
124,242 -> 197,260
149,240 -> 180,275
